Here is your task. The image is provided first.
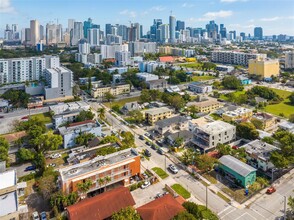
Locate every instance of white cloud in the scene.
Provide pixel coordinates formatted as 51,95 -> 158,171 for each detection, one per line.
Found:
228,23 -> 255,29
182,3 -> 195,8
201,10 -> 233,20
220,0 -> 248,2
0,0 -> 15,13
150,6 -> 166,12
260,16 -> 281,21
119,9 -> 137,18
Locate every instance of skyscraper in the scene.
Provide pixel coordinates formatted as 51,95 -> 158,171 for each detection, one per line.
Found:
159,24 -> 169,43
169,15 -> 176,43
220,24 -> 227,39
176,20 -> 185,31
87,28 -> 100,46
105,24 -> 112,36
118,25 -> 128,41
150,19 -> 162,41
83,18 -> 93,38
240,32 -> 246,40
39,25 -> 44,41
206,20 -> 218,39
30,20 -> 40,46
254,27 -> 263,40
46,23 -> 62,45
72,22 -> 83,45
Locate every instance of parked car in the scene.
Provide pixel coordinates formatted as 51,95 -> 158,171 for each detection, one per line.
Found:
139,135 -> 144,140
25,165 -> 36,172
50,153 -> 61,159
266,186 -> 276,194
0,116 -> 4,119
157,148 -> 164,155
31,211 -> 39,220
40,212 -> 47,220
151,144 -> 157,150
145,133 -> 151,137
142,173 -> 148,179
168,164 -> 178,174
141,181 -> 151,189
144,149 -> 151,157
145,141 -> 151,146
47,163 -> 56,168
155,192 -> 163,199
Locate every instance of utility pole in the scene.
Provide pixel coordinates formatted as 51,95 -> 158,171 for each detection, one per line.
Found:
284,196 -> 287,220
165,154 -> 167,172
206,185 -> 208,209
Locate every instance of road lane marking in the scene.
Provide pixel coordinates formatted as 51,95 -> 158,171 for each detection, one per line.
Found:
219,207 -> 236,218
218,205 -> 233,215
235,213 -> 256,220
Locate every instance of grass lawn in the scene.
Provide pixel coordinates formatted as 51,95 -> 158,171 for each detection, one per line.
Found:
152,167 -> 169,179
200,180 -> 210,187
178,62 -> 202,69
192,75 -> 216,82
264,88 -> 294,118
219,90 -> 246,101
210,113 -> 222,120
202,171 -> 218,184
171,184 -> 191,199
31,112 -> 52,123
217,192 -> 231,203
104,96 -> 141,108
221,187 -> 249,203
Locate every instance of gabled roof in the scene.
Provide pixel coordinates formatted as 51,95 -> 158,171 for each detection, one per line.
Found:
155,116 -> 188,128
159,56 -> 175,63
219,155 -> 256,177
67,186 -> 135,220
137,194 -> 185,220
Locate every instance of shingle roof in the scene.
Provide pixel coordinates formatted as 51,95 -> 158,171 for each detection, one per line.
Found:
137,194 -> 185,220
155,116 -> 188,128
219,155 -> 256,177
67,186 -> 135,220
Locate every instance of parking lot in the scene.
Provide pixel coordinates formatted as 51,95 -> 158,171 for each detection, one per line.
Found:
131,181 -> 167,208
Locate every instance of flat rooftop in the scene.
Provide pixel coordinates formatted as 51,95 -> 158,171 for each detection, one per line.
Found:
242,140 -> 278,161
0,170 -> 16,190
144,107 -> 172,115
59,148 -> 138,181
187,99 -> 220,108
58,120 -> 100,135
199,121 -> 235,134
0,191 -> 18,216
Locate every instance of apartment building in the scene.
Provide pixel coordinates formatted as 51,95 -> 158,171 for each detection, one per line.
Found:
146,79 -> 168,90
187,99 -> 222,113
49,101 -> 90,114
192,121 -> 236,152
222,107 -> 253,121
211,51 -> 266,66
248,58 -> 280,78
242,140 -> 278,171
143,107 -> 172,125
188,82 -> 213,94
0,55 -> 59,84
58,120 -> 102,148
52,110 -> 81,129
251,112 -> 276,130
285,51 -> 294,69
155,115 -> 189,135
91,84 -> 130,98
136,72 -> 159,82
59,148 -> 141,194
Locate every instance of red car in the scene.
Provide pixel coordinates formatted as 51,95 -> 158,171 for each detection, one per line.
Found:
21,116 -> 29,120
266,187 -> 276,194
232,146 -> 239,150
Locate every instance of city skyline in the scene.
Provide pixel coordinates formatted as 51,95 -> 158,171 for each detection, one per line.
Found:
1,0 -> 294,36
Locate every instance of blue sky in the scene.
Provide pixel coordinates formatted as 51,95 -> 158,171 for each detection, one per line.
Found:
0,0 -> 294,36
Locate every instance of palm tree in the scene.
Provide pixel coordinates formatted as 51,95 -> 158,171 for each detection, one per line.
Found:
97,108 -> 105,120
97,178 -> 105,193
77,179 -> 93,198
104,176 -> 112,192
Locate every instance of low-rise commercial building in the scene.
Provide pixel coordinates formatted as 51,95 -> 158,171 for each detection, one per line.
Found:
192,121 -> 236,152
120,102 -> 142,115
91,84 -> 130,98
155,115 -> 189,135
248,58 -> 280,78
242,140 -> 278,172
136,72 -> 159,82
219,155 -> 256,188
49,101 -> 90,114
59,148 -> 140,194
251,112 -> 276,131
222,107 -> 253,121
143,107 -> 172,125
238,76 -> 252,85
188,82 -> 213,94
187,99 -> 222,113
58,120 -> 102,148
146,79 -> 168,90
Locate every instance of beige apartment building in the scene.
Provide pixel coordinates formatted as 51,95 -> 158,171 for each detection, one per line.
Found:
142,107 -> 173,125
249,58 -> 280,78
187,99 -> 223,113
91,84 -> 130,98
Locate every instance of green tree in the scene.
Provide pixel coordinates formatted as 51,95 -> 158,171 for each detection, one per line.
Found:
289,114 -> 294,123
288,92 -> 294,105
170,95 -> 185,111
256,177 -> 269,188
0,137 -> 9,165
288,196 -> 294,213
37,173 -> 57,200
222,76 -> 243,90
216,143 -> 231,156
262,136 -> 275,145
75,133 -> 95,146
17,148 -> 35,162
128,110 -> 144,123
173,137 -> 184,148
104,176 -> 111,191
76,110 -> 95,122
182,201 -> 219,220
36,131 -> 63,152
251,118 -> 264,130
270,151 -> 289,168
77,179 -> 93,194
2,89 -> 30,108
236,122 -> 259,140
104,91 -> 115,102
121,131 -> 135,148
112,104 -> 121,113
140,89 -> 152,102
195,155 -> 217,171
33,153 -> 46,174
97,107 -> 106,120
173,211 -> 197,220
112,206 -> 140,220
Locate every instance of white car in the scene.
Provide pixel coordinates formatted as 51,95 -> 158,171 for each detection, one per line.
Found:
47,163 -> 56,168
32,211 -> 39,220
141,181 -> 151,189
168,164 -> 179,174
50,153 -> 61,159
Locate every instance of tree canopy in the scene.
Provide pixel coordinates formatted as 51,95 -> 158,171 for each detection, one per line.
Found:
112,206 -> 140,220
221,76 -> 243,90
236,122 -> 259,140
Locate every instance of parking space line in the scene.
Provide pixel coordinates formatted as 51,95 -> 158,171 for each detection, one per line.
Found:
218,205 -> 233,215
